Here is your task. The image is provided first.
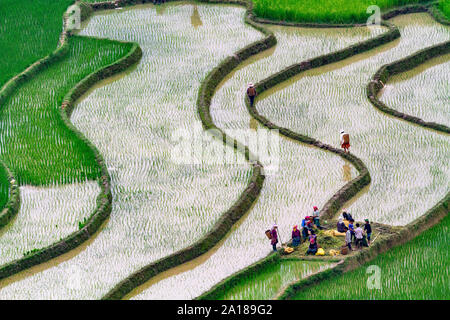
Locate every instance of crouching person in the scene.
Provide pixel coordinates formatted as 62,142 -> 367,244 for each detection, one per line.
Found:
306,230 -> 318,255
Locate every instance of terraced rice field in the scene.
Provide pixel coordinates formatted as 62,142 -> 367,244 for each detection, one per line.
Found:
206,260 -> 332,300
0,36 -> 131,268
0,182 -> 100,265
293,213 -> 450,299
380,54 -> 450,128
256,13 -> 449,225
130,21 -> 384,300
0,0 -> 448,301
0,0 -> 73,88
0,3 -> 261,299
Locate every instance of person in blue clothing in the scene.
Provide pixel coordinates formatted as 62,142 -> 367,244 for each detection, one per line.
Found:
301,216 -> 310,242
348,219 -> 355,243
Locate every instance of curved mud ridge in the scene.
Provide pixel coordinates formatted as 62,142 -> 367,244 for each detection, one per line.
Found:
0,2 -> 142,281
102,0 -> 401,300
198,3 -> 449,300
368,40 -> 450,133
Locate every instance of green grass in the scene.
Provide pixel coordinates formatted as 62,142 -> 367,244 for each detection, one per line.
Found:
438,0 -> 450,18
0,0 -> 75,89
0,163 -> 10,209
253,0 -> 431,24
211,260 -> 331,300
293,214 -> 450,299
0,35 -> 133,185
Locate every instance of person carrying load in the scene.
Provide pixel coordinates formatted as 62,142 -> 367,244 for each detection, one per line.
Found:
247,83 -> 257,107
340,129 -> 350,153
270,224 -> 279,252
291,225 -> 301,247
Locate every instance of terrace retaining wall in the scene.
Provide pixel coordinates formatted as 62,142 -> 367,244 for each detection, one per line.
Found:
0,4 -> 142,280
0,162 -> 20,230
198,1 -> 450,300
368,41 -> 450,133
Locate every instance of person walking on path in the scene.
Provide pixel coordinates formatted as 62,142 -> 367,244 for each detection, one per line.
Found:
247,83 -> 257,107
364,219 -> 372,246
292,225 -> 301,247
340,129 -> 350,153
270,224 -> 279,252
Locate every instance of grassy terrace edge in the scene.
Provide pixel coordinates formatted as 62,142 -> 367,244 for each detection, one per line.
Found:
0,2 -> 143,280
104,0 -> 398,300
368,41 -> 450,133
198,3 -> 449,300
268,6 -> 450,301
278,193 -> 449,299
0,161 -> 20,230
100,0 -> 270,300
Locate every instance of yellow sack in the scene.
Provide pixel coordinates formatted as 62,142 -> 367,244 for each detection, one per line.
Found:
315,248 -> 325,256
324,230 -> 335,236
284,247 -> 294,254
333,230 -> 346,237
329,249 -> 339,256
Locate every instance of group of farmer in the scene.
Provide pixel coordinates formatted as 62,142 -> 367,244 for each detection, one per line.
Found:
267,206 -> 323,255
267,207 -> 372,255
338,211 -> 372,251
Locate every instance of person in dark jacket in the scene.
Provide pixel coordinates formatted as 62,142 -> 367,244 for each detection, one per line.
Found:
270,224 -> 278,251
364,219 -> 372,245
306,230 -> 318,255
292,225 -> 301,247
247,83 -> 257,107
301,216 -> 309,242
337,217 -> 346,233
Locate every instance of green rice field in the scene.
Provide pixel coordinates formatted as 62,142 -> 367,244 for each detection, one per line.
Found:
0,0 -> 74,89
0,36 -> 132,185
252,0 -> 430,24
0,164 -> 10,211
438,0 -> 450,18
210,259 -> 332,300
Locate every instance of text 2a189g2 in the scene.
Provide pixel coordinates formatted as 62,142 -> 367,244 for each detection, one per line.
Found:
221,304 -> 272,315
